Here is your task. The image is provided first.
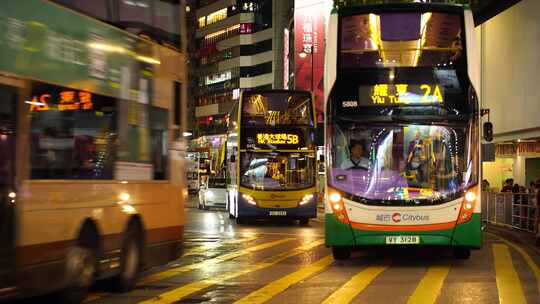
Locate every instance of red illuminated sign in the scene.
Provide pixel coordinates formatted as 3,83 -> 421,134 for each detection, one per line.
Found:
294,0 -> 326,123
29,90 -> 94,112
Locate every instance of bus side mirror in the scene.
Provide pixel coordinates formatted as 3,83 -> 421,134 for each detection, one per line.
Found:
483,122 -> 493,142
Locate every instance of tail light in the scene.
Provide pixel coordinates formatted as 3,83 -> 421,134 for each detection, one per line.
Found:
457,186 -> 478,225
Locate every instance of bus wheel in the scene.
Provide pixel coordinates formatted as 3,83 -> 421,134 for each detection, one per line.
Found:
113,230 -> 141,292
332,246 -> 351,260
229,212 -> 235,219
61,246 -> 96,303
299,218 -> 309,226
236,217 -> 245,224
453,248 -> 470,260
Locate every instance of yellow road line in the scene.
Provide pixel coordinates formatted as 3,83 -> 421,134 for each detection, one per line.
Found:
492,243 -> 527,304
83,293 -> 108,303
235,255 -> 334,304
183,236 -> 259,256
139,238 -> 294,285
322,264 -> 389,304
406,264 -> 451,304
487,232 -> 540,295
139,239 -> 325,304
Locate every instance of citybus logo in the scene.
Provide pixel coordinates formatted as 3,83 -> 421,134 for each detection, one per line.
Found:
392,213 -> 401,223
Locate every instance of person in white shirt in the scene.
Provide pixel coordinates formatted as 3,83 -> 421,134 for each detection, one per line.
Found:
341,140 -> 370,170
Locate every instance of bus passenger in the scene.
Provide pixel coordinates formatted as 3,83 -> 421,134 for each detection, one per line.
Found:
341,140 -> 370,170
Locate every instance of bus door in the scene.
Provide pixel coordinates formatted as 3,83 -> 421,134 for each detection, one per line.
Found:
0,84 -> 17,294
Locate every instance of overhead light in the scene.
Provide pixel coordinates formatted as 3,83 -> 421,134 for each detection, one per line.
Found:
299,52 -> 308,59
183,131 -> 193,137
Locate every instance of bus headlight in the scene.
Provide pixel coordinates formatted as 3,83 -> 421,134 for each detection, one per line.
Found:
299,194 -> 314,205
465,191 -> 476,203
458,187 -> 478,224
328,190 -> 350,224
119,192 -> 130,202
242,194 -> 256,206
329,192 -> 342,204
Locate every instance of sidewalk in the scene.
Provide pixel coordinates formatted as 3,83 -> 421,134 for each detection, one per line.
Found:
486,223 -> 540,255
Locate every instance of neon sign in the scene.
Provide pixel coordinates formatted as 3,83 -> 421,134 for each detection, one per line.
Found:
257,133 -> 299,145
357,84 -> 444,106
29,90 -> 93,112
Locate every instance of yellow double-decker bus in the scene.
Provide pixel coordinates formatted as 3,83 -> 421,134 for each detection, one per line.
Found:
226,90 -> 318,225
0,1 -> 186,302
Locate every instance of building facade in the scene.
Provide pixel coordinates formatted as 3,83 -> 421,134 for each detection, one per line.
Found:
192,0 -> 293,137
477,0 -> 540,190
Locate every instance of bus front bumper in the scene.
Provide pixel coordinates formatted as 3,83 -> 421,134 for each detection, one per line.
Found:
325,213 -> 482,249
237,195 -> 317,219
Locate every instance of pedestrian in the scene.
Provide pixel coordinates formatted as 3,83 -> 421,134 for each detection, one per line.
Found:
501,178 -> 514,192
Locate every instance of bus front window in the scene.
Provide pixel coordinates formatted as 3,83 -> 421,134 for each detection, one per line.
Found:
240,152 -> 316,191
329,121 -> 477,205
241,92 -> 313,127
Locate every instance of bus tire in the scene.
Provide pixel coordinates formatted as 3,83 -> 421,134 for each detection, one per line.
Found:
453,248 -> 470,260
299,218 -> 309,226
112,229 -> 141,292
236,217 -> 245,224
332,246 -> 351,260
229,212 -> 235,219
61,246 -> 96,304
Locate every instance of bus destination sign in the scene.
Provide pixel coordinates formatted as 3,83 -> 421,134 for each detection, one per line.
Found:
352,84 -> 444,107
241,128 -> 306,149
256,133 -> 299,145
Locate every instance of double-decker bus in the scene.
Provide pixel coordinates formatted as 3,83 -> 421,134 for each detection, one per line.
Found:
226,90 -> 318,225
324,3 -> 481,259
0,1 -> 186,302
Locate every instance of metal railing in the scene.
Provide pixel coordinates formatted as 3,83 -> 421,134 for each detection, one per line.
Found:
482,192 -> 539,233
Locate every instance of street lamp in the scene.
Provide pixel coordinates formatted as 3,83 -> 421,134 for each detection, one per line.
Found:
299,45 -> 314,92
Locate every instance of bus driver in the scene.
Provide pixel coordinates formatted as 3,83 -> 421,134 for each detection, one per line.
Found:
341,140 -> 370,170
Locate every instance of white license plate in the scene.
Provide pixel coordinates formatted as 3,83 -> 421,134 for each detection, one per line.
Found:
269,211 -> 287,216
385,236 -> 420,244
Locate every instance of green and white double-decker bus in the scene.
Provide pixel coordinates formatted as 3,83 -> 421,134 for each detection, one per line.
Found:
324,3 -> 482,259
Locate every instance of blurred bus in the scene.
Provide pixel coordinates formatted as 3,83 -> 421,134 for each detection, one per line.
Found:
0,1 -> 186,302
324,3 -> 481,260
226,90 -> 318,225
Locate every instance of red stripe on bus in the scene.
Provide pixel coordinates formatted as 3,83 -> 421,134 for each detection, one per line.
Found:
350,221 -> 456,232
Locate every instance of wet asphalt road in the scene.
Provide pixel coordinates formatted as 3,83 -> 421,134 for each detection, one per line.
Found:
22,196 -> 540,303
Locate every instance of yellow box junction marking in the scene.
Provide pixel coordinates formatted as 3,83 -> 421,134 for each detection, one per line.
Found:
139,238 -> 294,285
322,263 -> 389,304
139,239 -> 325,304
492,243 -> 527,304
487,232 -> 540,296
235,255 -> 334,304
406,264 -> 451,304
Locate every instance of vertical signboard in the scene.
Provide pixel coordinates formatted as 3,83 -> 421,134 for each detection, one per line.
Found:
294,0 -> 326,123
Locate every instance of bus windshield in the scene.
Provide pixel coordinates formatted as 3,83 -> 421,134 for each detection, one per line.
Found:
240,151 -> 316,191
328,120 -> 478,206
340,12 -> 464,69
241,92 -> 314,127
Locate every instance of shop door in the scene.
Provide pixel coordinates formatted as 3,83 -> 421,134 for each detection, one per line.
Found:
0,84 -> 17,293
